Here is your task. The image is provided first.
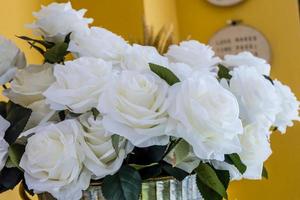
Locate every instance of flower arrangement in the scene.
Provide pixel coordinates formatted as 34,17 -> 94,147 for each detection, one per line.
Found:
0,2 -> 299,200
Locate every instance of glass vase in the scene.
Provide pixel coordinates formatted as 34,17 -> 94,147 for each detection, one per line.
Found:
38,175 -> 202,200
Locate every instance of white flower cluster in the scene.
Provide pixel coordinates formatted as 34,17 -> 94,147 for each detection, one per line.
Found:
0,2 -> 298,200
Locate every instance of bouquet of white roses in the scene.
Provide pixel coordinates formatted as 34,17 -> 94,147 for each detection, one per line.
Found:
0,2 -> 299,200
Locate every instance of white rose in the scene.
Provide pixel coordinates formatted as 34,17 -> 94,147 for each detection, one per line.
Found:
98,70 -> 170,147
0,36 -> 26,84
44,57 -> 113,113
5,63 -> 55,107
20,120 -> 91,200
68,27 -> 130,65
79,113 -> 133,179
165,40 -> 221,72
226,66 -> 281,125
5,63 -> 56,129
213,123 -> 272,180
25,100 -> 58,130
239,123 -> 272,179
121,44 -> 168,72
273,80 -> 300,133
0,116 -> 10,171
167,62 -> 193,81
223,52 -> 271,75
167,73 -> 243,161
27,2 -> 93,43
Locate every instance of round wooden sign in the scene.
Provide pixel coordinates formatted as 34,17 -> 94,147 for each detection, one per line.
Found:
209,24 -> 271,62
207,0 -> 244,7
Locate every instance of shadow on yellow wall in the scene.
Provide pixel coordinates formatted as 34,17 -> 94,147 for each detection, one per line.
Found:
1,0 -> 300,199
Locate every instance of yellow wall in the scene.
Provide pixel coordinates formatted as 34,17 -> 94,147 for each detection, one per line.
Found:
1,0 -> 300,199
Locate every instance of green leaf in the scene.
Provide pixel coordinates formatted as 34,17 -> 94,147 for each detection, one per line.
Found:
172,140 -> 190,166
218,64 -> 232,79
8,143 -> 25,171
163,138 -> 182,159
44,42 -> 69,63
0,167 -> 23,193
149,63 -> 180,85
91,107 -> 100,120
17,35 -> 54,49
129,163 -> 159,170
127,145 -> 167,165
111,135 -> 120,156
215,169 -> 230,190
27,41 -> 45,55
225,153 -> 247,174
263,75 -> 274,85
162,162 -> 189,181
102,165 -> 142,200
4,102 -> 32,145
195,163 -> 228,200
262,165 -> 268,179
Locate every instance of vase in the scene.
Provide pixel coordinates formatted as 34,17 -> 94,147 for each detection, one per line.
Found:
38,175 -> 203,200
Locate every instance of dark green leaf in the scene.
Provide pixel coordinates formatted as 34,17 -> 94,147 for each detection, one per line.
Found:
27,41 -> 45,55
218,64 -> 232,79
4,102 -> 32,145
195,163 -> 228,199
138,164 -> 162,180
196,176 -> 222,200
149,63 -> 180,85
44,42 -> 69,63
17,35 -> 55,49
215,169 -> 230,190
102,165 -> 142,200
111,135 -> 120,156
64,32 -> 72,44
127,145 -> 167,165
161,162 -> 189,181
263,75 -> 274,85
91,107 -> 100,120
8,143 -> 25,171
58,110 -> 66,121
0,167 -> 23,193
262,165 -> 268,179
0,102 -> 7,118
196,169 -> 229,200
225,153 -> 247,174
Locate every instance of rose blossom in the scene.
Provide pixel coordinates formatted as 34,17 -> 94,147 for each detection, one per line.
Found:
165,40 -> 220,72
225,66 -> 281,126
213,122 -> 272,180
5,63 -> 55,107
68,27 -> 130,65
222,52 -> 271,75
121,44 -> 168,72
44,57 -> 113,113
273,80 -> 300,133
167,72 -> 243,161
20,120 -> 91,200
78,112 -> 133,179
0,36 -> 26,85
27,2 -> 93,43
0,116 -> 10,171
98,70 -> 170,147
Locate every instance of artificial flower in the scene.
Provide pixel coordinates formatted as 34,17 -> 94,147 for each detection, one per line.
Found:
20,120 -> 91,200
98,70 -> 170,147
167,72 -> 243,161
27,2 -> 93,43
44,57 -> 113,113
0,36 -> 26,85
